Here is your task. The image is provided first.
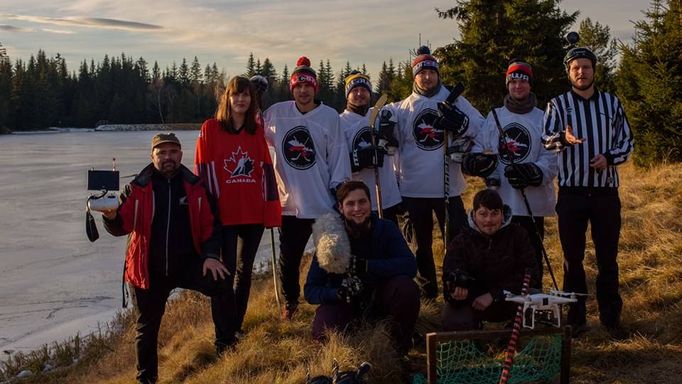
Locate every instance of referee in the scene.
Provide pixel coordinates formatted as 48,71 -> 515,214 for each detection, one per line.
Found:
543,46 -> 634,340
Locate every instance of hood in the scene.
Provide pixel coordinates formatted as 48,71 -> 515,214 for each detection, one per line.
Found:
466,204 -> 513,236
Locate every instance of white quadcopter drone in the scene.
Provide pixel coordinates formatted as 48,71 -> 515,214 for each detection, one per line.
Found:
504,290 -> 586,329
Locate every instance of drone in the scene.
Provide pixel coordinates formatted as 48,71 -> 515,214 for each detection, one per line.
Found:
504,290 -> 587,329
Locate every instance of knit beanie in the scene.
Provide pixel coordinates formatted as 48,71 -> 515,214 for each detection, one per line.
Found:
411,46 -> 439,76
344,71 -> 372,98
290,56 -> 318,92
506,60 -> 533,85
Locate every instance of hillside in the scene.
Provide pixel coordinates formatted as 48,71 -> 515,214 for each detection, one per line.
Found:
3,161 -> 681,384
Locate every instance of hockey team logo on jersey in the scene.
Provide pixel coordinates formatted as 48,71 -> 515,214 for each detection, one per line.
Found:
352,126 -> 373,151
224,146 -> 256,184
412,108 -> 443,150
282,126 -> 316,170
498,122 -> 531,165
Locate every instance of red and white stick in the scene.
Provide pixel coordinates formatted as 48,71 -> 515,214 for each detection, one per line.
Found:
499,269 -> 532,384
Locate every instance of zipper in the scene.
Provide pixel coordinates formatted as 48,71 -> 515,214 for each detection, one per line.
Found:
133,199 -> 139,229
165,179 -> 171,276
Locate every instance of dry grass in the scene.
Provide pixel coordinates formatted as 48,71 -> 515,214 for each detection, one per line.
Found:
3,162 -> 680,383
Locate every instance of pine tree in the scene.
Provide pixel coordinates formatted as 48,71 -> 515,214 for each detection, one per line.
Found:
616,0 -> 682,165
578,18 -> 618,92
246,53 -> 256,77
434,0 -> 577,112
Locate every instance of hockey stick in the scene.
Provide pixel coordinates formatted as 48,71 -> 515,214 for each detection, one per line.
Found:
368,93 -> 388,218
270,228 -> 282,310
491,108 -> 559,290
498,269 -> 532,384
442,83 -> 465,247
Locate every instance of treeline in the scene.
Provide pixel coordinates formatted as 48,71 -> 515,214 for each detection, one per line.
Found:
0,0 -> 679,164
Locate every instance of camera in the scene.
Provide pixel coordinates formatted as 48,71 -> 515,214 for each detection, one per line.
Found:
87,169 -> 120,212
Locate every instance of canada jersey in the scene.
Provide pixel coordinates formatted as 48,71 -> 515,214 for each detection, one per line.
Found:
387,86 -> 484,198
476,106 -> 557,217
339,109 -> 401,210
264,101 -> 351,218
194,119 -> 281,227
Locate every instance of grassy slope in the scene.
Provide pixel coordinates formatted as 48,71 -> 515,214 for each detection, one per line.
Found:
13,162 -> 682,384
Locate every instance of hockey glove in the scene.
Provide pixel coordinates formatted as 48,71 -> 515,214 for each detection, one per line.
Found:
446,137 -> 474,163
434,101 -> 469,138
504,163 -> 543,189
378,109 -> 398,154
351,146 -> 385,172
337,275 -> 364,303
461,153 -> 497,177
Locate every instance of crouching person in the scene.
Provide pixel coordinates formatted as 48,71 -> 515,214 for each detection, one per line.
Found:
102,133 -> 236,384
442,189 -> 539,331
304,181 -> 420,355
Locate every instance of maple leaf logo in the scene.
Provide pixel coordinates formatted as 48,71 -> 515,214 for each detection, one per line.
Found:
224,146 -> 254,178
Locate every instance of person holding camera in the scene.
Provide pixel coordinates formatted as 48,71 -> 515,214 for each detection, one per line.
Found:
102,133 -> 235,384
195,76 -> 281,336
381,46 -> 484,298
304,181 -> 419,355
441,189 -> 539,331
339,71 -> 402,225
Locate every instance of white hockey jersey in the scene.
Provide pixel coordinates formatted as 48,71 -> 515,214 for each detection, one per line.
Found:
386,86 -> 484,198
475,106 -> 557,217
264,101 -> 351,218
339,109 -> 402,211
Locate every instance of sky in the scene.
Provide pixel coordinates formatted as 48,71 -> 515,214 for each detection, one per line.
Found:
0,0 -> 653,80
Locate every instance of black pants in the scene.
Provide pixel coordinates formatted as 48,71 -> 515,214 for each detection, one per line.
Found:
556,188 -> 622,327
132,259 -> 235,384
312,275 -> 420,354
279,215 -> 315,307
222,224 -> 265,331
375,202 -> 402,227
402,196 -> 467,298
511,216 -> 545,289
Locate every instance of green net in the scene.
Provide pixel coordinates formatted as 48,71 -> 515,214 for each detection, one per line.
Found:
412,334 -> 562,384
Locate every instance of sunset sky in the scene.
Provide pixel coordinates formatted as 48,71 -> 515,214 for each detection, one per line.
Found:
1,0 -> 652,79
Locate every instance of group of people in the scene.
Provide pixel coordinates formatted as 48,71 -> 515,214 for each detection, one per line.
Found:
100,43 -> 633,383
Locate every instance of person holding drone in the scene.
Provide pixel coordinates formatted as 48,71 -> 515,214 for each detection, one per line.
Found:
463,60 -> 557,290
441,189 -> 540,331
102,133 -> 234,383
543,34 -> 634,339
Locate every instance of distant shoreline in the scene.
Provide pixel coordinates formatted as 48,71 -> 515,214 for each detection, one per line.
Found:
2,123 -> 201,135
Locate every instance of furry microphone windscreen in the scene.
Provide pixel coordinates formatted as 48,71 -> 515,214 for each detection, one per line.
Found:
312,213 -> 351,274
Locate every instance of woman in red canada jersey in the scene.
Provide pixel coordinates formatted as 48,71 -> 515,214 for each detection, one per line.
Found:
195,76 -> 281,334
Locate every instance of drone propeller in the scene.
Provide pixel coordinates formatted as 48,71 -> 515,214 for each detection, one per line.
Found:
549,290 -> 590,298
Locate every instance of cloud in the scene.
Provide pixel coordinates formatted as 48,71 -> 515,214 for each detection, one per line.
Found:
41,28 -> 75,35
1,14 -> 162,32
0,24 -> 33,32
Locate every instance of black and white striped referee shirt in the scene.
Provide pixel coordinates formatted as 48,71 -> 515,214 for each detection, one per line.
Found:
542,90 -> 634,188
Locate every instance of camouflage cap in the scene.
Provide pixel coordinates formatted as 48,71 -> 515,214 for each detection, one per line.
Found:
151,132 -> 181,150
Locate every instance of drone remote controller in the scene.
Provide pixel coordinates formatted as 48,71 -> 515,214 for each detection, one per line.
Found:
88,194 -> 119,212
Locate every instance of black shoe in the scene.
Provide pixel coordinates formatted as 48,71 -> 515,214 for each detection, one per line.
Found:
605,324 -> 628,341
570,323 -> 591,338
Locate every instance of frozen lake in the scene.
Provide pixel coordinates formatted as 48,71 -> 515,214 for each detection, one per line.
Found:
0,130 -> 280,357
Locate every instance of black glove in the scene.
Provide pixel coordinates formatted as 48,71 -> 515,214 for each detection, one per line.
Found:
378,109 -> 398,151
443,270 -> 475,304
461,153 -> 498,177
434,101 -> 469,138
504,163 -> 543,189
351,145 -> 385,172
446,137 -> 474,163
337,276 -> 364,303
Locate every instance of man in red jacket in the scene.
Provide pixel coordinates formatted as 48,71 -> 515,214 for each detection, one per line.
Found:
102,133 -> 234,384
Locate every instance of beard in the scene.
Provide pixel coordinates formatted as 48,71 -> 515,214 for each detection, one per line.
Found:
344,216 -> 372,239
571,78 -> 594,91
